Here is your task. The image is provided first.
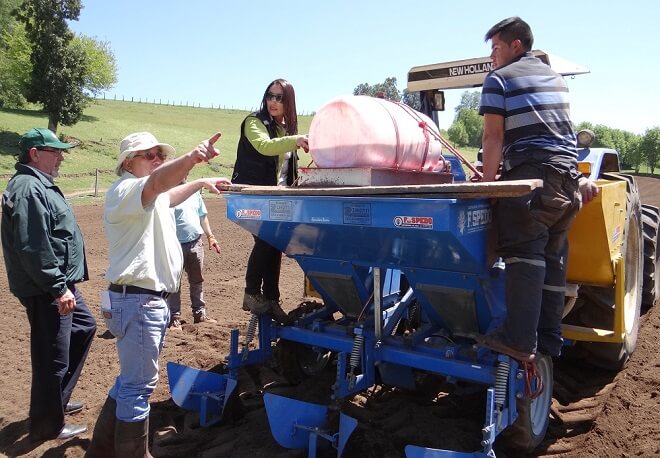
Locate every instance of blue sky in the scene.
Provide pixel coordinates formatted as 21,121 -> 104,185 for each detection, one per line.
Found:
70,1 -> 658,134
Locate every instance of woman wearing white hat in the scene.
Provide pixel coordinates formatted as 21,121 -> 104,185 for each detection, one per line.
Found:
87,132 -> 230,457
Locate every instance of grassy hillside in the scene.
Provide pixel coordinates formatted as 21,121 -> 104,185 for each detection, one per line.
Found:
0,100 -> 313,193
0,100 -> 479,194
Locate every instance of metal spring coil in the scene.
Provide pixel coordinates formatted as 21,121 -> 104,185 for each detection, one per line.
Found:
244,314 -> 259,347
495,360 -> 510,408
350,334 -> 364,369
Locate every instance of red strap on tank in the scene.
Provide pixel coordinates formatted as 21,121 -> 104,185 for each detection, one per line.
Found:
418,121 -> 431,171
395,101 -> 438,171
397,101 -> 480,177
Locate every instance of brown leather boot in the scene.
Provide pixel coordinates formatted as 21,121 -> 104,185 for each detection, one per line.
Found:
114,418 -> 153,458
86,396 -> 117,458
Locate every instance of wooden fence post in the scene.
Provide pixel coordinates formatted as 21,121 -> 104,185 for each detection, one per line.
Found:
94,169 -> 99,197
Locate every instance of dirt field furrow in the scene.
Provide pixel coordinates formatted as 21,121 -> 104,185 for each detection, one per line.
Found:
0,176 -> 658,457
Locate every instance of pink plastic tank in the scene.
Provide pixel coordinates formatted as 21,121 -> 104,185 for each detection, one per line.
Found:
309,95 -> 444,171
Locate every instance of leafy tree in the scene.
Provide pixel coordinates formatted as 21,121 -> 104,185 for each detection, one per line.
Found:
627,135 -> 643,172
608,128 -> 625,153
1,1 -> 116,115
447,122 -> 468,146
455,109 -> 482,147
0,23 -> 31,107
401,88 -> 420,111
610,128 -> 640,169
352,78 -> 435,112
640,127 -> 660,174
455,91 -> 481,113
15,0 -> 86,132
0,0 -> 22,36
591,124 -> 614,149
353,77 -> 401,101
70,34 -> 117,96
622,131 -> 642,170
576,122 -> 645,171
575,121 -> 595,132
446,90 -> 483,147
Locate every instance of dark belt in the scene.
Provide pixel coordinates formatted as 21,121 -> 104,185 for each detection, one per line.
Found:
108,283 -> 171,299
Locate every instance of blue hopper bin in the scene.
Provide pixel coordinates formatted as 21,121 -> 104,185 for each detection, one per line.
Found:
167,361 -> 237,427
264,393 -> 358,457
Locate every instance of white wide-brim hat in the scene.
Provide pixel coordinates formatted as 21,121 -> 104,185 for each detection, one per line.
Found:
116,131 -> 176,176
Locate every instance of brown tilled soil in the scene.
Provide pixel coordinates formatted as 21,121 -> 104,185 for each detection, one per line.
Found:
0,176 -> 659,458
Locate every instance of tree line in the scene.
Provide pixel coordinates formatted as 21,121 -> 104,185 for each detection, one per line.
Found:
0,0 -> 117,132
354,79 -> 660,174
2,4 -> 659,175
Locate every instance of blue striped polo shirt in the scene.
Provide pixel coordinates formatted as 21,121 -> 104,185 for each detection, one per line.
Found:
479,52 -> 578,174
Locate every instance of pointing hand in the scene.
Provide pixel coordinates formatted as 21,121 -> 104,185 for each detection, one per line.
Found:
190,132 -> 221,163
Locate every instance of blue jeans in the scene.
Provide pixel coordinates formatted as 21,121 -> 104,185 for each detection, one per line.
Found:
104,291 -> 170,422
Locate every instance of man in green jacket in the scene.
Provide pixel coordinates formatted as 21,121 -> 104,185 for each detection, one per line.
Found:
1,128 -> 96,441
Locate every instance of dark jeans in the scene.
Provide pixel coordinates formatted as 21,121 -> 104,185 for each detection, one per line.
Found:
245,235 -> 282,301
495,164 -> 581,356
20,286 -> 97,438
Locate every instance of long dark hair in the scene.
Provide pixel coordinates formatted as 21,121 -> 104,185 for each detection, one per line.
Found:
258,78 -> 298,135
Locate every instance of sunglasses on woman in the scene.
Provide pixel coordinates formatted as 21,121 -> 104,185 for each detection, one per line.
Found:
132,149 -> 167,161
266,92 -> 284,103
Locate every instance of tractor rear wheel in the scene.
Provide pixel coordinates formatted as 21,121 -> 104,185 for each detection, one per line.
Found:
641,204 -> 660,309
574,175 -> 644,370
500,354 -> 553,453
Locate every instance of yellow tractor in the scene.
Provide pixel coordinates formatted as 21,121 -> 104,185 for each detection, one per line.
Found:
407,51 -> 660,370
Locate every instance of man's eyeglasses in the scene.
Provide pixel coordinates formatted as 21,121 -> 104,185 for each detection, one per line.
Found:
132,150 -> 167,161
38,147 -> 64,155
266,92 -> 284,103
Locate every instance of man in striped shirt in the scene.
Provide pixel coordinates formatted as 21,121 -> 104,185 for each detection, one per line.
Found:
478,17 -> 589,362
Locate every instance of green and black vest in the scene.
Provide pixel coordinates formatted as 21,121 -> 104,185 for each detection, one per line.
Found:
231,112 -> 297,186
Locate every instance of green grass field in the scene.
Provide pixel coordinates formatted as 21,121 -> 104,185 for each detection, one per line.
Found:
0,100 -> 314,193
0,100 -> 481,194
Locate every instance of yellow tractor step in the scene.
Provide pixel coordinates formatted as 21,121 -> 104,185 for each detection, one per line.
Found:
561,324 -> 620,343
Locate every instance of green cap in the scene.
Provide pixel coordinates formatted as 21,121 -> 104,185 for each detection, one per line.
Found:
18,128 -> 75,154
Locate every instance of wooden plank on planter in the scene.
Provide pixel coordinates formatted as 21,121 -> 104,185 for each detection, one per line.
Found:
222,179 -> 542,199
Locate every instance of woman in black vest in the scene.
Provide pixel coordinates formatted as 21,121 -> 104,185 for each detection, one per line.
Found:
232,78 -> 308,324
